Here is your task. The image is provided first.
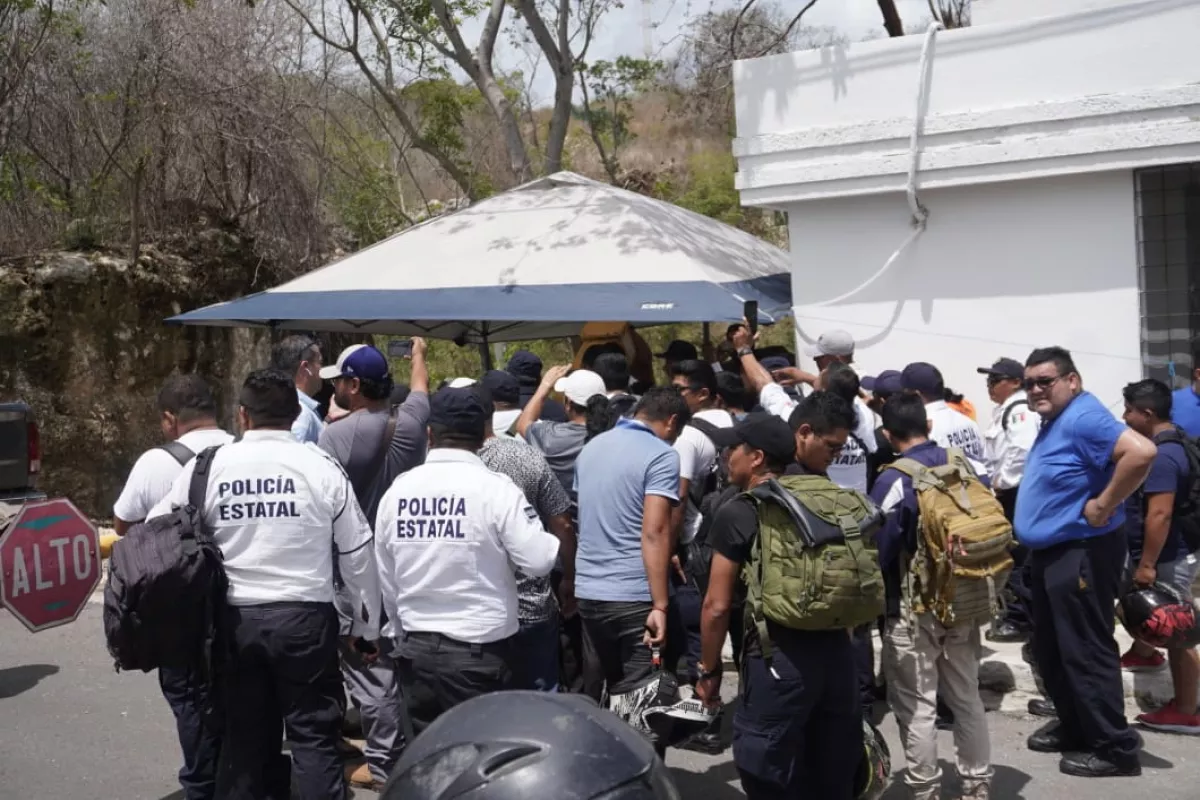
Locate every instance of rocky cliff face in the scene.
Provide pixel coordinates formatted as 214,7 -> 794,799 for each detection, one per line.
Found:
0,229 -> 275,518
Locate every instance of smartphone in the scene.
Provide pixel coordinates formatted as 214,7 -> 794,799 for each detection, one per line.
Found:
744,300 -> 759,337
387,339 -> 414,359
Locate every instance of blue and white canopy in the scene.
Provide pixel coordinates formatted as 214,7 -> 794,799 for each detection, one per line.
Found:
169,171 -> 792,342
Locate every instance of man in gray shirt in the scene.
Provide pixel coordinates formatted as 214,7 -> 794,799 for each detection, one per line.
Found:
318,339 -> 430,790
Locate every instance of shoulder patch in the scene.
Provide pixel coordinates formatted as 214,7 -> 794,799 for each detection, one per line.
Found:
523,505 -> 538,521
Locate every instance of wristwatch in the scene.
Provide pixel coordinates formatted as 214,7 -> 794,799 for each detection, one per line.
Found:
736,346 -> 754,358
697,662 -> 722,681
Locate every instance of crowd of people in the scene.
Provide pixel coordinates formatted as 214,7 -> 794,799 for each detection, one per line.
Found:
107,324 -> 1200,800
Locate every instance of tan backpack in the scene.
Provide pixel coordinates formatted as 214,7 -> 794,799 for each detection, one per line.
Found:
886,449 -> 1014,625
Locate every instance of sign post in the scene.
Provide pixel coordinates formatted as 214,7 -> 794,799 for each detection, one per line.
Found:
0,499 -> 101,632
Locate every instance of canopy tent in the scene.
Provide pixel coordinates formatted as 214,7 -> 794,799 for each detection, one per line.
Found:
168,171 -> 792,343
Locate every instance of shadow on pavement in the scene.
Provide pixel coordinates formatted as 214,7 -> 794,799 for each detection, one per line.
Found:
669,762 -> 743,799
880,762 -> 1032,799
0,663 -> 59,698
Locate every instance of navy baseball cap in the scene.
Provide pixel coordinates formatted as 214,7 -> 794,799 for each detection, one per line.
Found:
760,355 -> 792,372
429,386 -> 489,438
901,362 -> 945,396
977,357 -> 1024,381
505,350 -> 543,383
862,369 -> 903,397
657,340 -> 698,361
709,412 -> 796,465
319,344 -> 390,382
481,369 -> 520,405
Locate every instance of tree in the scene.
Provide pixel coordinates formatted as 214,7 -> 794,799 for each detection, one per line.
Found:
671,2 -> 841,135
280,0 -> 618,199
576,56 -> 660,183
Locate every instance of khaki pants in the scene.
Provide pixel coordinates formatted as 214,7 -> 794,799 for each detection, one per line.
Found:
882,614 -> 992,800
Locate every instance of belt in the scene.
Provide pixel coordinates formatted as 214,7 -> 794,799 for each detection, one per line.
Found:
400,630 -> 510,656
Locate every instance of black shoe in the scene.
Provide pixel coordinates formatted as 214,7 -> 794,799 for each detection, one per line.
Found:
986,621 -> 1029,643
1028,721 -> 1083,753
1028,697 -> 1058,718
682,731 -> 724,755
1059,751 -> 1142,778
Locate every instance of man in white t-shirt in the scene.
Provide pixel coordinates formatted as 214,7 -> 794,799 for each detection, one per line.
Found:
112,375 -> 234,800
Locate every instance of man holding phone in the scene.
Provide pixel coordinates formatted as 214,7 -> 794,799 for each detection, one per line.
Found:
318,340 -> 430,790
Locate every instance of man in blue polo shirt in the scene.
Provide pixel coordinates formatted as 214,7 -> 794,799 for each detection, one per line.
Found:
1015,347 -> 1156,778
573,387 -> 692,713
1171,337 -> 1200,437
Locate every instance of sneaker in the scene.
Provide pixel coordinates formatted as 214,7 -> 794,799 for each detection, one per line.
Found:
1119,648 -> 1166,672
1136,704 -> 1200,735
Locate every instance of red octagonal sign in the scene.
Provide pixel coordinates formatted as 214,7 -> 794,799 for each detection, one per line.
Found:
0,499 -> 100,632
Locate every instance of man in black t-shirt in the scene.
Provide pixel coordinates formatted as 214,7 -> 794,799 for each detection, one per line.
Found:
694,397 -> 863,800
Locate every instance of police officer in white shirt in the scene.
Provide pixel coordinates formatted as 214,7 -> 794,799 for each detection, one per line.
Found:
113,375 -> 233,800
978,357 -> 1040,643
375,386 -> 560,734
147,369 -> 380,800
901,362 -> 990,474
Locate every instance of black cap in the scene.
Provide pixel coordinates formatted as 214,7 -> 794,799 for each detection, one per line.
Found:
481,369 -> 520,405
709,412 -> 796,464
505,350 -> 543,384
977,357 -> 1024,381
901,362 -> 944,396
429,386 -> 489,438
657,340 -> 698,361
862,369 -> 903,397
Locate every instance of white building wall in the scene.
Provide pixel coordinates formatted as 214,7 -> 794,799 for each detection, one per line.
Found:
788,171 -> 1140,414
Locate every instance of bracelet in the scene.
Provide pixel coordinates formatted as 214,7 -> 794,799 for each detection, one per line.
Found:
651,606 -> 668,614
736,347 -> 754,358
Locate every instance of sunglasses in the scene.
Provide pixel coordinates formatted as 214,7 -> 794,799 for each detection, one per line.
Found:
1022,375 -> 1064,393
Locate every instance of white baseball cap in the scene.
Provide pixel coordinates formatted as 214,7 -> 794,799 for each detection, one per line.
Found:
805,330 -> 855,359
554,369 -> 607,406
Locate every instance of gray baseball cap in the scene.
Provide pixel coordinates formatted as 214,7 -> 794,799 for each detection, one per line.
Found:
805,330 -> 855,359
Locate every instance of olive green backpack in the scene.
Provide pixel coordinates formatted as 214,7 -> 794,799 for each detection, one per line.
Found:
742,474 -> 885,659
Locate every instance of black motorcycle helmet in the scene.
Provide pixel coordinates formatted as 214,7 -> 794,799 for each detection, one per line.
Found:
1119,581 -> 1200,649
380,691 -> 681,800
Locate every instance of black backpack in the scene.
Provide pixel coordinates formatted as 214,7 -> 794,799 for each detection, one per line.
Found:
685,418 -> 729,509
684,485 -> 743,595
103,446 -> 228,674
158,440 -> 195,466
605,393 -> 639,429
1151,427 -> 1200,553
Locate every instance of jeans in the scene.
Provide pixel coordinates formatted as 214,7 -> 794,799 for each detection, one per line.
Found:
578,598 -> 684,700
396,631 -> 514,734
217,602 -> 345,800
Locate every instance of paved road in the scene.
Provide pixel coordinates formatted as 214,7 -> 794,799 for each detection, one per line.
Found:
2,606 -> 1197,799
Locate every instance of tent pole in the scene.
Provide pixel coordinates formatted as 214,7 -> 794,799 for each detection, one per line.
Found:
478,322 -> 494,371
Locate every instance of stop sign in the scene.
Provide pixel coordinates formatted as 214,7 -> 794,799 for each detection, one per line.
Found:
0,499 -> 100,632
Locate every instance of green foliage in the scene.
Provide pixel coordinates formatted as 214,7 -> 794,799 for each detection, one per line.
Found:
667,151 -> 743,227
401,78 -> 481,158
576,56 -> 661,177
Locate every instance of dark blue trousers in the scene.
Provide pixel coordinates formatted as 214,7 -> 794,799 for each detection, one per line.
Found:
513,615 -> 560,692
1031,529 -> 1139,764
733,627 -> 861,799
998,487 -> 1034,630
675,583 -> 704,683
158,666 -> 221,800
217,602 -> 346,800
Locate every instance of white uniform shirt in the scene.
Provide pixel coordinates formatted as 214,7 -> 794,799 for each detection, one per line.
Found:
147,430 -> 380,638
984,390 -> 1039,491
760,383 -> 877,492
113,428 -> 235,522
374,448 -> 560,644
674,408 -> 734,543
925,400 -> 989,476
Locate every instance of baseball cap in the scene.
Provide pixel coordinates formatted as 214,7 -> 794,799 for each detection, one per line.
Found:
657,340 -> 698,361
505,350 -> 543,383
862,369 -> 903,397
481,369 -> 520,405
554,369 -> 607,406
805,330 -> 855,359
901,362 -> 945,396
319,344 -> 390,381
709,412 -> 796,465
429,386 -> 489,438
760,355 -> 793,372
977,357 -> 1024,381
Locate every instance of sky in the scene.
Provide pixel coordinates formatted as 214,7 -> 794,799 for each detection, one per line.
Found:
477,0 -> 934,105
